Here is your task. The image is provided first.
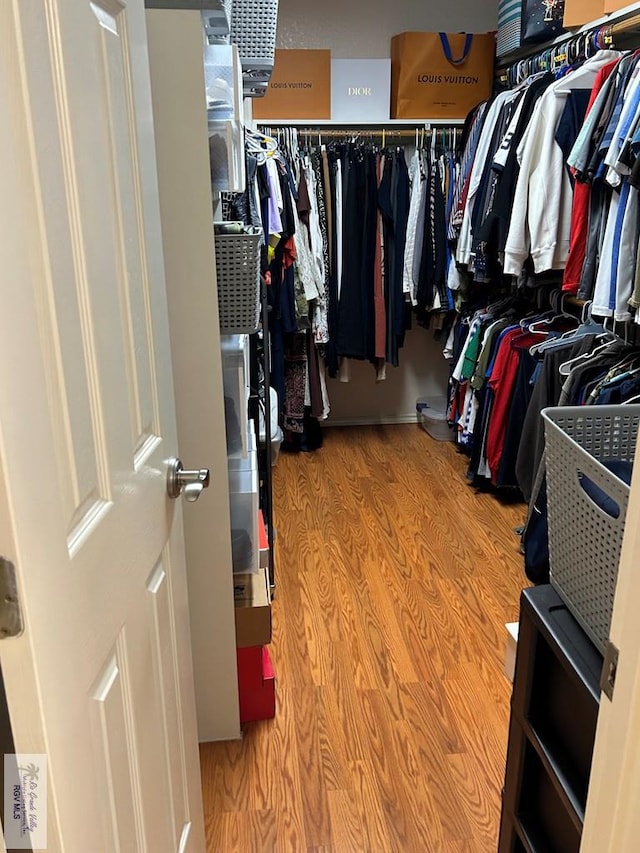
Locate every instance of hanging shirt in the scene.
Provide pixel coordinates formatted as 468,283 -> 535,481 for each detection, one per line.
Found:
568,57 -> 623,177
592,182 -> 640,321
504,50 -> 621,277
457,91 -> 518,268
604,60 -> 640,187
403,149 -> 425,304
563,59 -> 619,294
486,331 -> 540,484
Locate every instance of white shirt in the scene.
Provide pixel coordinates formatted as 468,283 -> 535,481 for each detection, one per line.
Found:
456,91 -> 518,267
504,51 -> 621,277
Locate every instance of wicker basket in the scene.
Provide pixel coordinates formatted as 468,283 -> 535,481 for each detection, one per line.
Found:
215,229 -> 262,335
542,405 -> 640,653
230,0 -> 279,92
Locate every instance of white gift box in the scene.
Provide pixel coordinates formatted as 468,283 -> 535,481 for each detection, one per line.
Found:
331,58 -> 391,121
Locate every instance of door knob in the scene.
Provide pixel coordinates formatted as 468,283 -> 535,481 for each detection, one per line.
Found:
167,458 -> 210,502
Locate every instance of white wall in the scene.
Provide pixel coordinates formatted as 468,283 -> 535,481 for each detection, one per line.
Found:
327,329 -> 451,425
276,0 -> 498,57
275,0 -> 496,422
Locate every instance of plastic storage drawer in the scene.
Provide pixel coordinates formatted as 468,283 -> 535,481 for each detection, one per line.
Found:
221,333 -> 250,458
417,396 -> 453,442
228,422 -> 257,471
229,465 -> 259,574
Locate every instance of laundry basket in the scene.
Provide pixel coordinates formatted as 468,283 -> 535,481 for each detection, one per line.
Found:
542,405 -> 640,654
215,226 -> 262,335
230,0 -> 279,96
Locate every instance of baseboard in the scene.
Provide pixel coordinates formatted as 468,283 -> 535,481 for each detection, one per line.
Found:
324,414 -> 419,427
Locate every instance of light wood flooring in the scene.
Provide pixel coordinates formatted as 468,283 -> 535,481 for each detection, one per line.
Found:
201,425 -> 528,852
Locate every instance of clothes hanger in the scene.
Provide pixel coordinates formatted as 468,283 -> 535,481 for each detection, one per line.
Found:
531,299 -> 604,355
245,128 -> 279,164
558,335 -> 619,377
525,316 -> 556,334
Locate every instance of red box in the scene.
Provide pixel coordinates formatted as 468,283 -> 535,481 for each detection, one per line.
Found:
258,510 -> 269,569
237,646 -> 275,723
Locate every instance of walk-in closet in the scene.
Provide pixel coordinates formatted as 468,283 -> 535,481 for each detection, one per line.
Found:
10,0 -> 640,849
106,0 -> 640,850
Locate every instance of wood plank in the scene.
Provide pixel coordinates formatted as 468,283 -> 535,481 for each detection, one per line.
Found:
326,789 -> 368,852
294,687 -> 333,847
201,425 -> 527,851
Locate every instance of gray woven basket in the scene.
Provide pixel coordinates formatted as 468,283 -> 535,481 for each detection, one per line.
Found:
202,1 -> 233,40
542,405 -> 640,653
230,0 -> 279,90
215,230 -> 262,335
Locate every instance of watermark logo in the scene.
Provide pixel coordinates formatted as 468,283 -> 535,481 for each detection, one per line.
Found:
4,754 -> 48,849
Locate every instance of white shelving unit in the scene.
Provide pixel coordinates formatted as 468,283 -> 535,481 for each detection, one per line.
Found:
146,7 -> 242,743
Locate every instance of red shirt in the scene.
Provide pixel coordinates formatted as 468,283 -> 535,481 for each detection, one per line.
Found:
562,59 -> 619,294
486,330 -> 539,484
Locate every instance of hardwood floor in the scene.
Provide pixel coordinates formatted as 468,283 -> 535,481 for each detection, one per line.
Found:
201,425 -> 528,852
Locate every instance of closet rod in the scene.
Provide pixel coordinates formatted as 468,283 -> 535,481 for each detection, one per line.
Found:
265,128 -> 457,138
259,126 -> 462,141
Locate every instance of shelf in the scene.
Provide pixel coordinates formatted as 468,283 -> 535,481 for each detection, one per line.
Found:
514,815 -> 548,852
497,3 -> 640,68
499,587 -> 601,853
517,739 -> 582,853
255,118 -> 465,127
522,586 -> 603,705
523,720 -> 585,829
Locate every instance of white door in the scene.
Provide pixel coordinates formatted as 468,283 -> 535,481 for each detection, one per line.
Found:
0,1 -> 206,851
582,455 -> 640,852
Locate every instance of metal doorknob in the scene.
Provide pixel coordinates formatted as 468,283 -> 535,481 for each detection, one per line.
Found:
167,458 -> 210,503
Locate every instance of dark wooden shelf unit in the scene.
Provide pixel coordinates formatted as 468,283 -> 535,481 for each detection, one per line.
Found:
499,585 -> 603,853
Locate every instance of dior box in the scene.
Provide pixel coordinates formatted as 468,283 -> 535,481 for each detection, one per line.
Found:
331,58 -> 391,121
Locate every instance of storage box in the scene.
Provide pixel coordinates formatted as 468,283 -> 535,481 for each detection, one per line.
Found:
604,0 -> 631,11
235,568 -> 272,648
563,0 -> 605,26
229,466 -> 259,574
331,59 -> 391,121
237,646 -> 276,723
417,396 -> 454,442
221,333 -> 250,458
208,119 -> 246,192
391,32 -> 495,120
252,49 -> 331,120
505,622 -> 519,681
204,43 -> 243,121
258,510 -> 270,570
228,423 -> 257,470
542,405 -> 640,654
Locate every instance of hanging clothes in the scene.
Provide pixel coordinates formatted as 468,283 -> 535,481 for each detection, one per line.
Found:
224,126 -> 461,452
